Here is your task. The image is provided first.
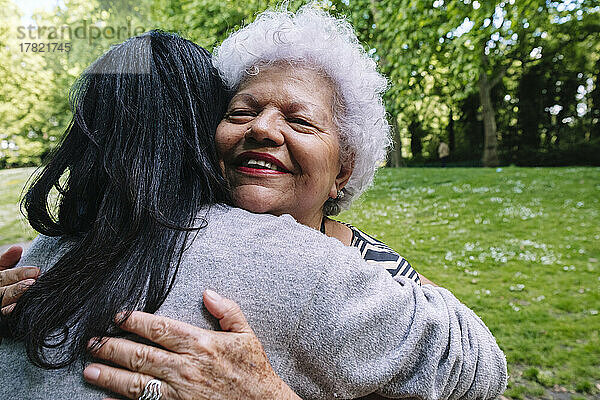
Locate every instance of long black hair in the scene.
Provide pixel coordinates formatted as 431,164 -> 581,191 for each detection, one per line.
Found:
1,31 -> 231,368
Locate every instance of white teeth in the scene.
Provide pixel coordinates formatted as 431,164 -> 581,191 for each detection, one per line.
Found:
244,159 -> 281,171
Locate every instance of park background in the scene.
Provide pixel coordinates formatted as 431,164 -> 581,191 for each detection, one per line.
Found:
0,0 -> 599,398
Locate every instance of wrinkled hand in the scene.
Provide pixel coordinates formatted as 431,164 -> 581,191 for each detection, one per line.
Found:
0,245 -> 39,315
83,290 -> 301,400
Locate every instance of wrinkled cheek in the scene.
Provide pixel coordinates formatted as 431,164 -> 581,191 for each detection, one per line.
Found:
223,167 -> 243,190
231,185 -> 288,215
295,175 -> 327,205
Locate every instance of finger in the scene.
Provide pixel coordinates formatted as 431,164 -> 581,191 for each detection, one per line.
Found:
203,289 -> 253,334
0,266 -> 39,288
0,246 -> 23,270
1,279 -> 35,307
84,363 -> 173,400
88,337 -> 175,380
117,311 -> 199,353
1,303 -> 16,315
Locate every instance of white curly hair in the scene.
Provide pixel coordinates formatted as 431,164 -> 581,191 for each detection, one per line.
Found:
213,5 -> 391,215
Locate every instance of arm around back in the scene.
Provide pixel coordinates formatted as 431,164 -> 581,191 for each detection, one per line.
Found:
289,252 -> 507,400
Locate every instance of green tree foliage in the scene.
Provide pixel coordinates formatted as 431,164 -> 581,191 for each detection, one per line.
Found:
0,0 -> 54,167
0,0 -> 153,167
328,0 -> 600,166
149,0 -> 306,49
1,0 -> 599,167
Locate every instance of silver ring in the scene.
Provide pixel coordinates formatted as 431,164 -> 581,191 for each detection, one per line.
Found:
138,378 -> 163,400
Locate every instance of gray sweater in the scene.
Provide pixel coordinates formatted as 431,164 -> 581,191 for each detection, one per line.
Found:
1,205 -> 507,399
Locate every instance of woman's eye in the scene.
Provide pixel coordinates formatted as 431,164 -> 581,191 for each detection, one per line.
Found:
226,110 -> 255,122
288,117 -> 313,127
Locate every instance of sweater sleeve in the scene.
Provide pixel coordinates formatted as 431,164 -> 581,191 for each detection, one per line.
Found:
288,251 -> 507,400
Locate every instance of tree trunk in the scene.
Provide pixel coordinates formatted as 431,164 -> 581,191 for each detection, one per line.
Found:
409,120 -> 423,159
590,59 -> 600,140
448,108 -> 455,152
517,67 -> 542,149
478,72 -> 499,167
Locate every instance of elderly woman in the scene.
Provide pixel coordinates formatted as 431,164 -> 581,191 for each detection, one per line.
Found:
0,9 -> 506,400
212,8 -> 422,284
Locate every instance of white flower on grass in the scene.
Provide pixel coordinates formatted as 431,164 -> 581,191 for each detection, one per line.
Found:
500,205 -> 542,220
513,239 -> 549,250
518,251 -> 537,261
540,254 -> 559,265
490,247 -> 512,263
464,242 -> 476,251
509,284 -> 525,292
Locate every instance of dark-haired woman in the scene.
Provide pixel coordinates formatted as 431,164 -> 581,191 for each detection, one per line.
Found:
0,31 -> 506,400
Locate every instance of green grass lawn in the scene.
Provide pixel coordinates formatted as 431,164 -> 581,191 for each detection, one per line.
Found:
0,167 -> 37,245
1,166 -> 599,398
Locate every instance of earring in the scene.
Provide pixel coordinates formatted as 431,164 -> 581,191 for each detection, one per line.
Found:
336,189 -> 344,200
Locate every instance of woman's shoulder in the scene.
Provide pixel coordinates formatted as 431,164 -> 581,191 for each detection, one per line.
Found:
342,223 -> 421,285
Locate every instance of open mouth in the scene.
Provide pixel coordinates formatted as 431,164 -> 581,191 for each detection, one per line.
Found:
241,158 -> 285,172
236,152 -> 290,174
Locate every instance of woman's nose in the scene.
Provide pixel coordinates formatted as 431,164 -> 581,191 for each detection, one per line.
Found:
245,110 -> 285,146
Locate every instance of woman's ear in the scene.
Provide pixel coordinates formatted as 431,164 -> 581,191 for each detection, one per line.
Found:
329,160 -> 354,199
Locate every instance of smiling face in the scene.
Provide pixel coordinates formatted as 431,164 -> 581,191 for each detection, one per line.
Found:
215,65 -> 352,229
